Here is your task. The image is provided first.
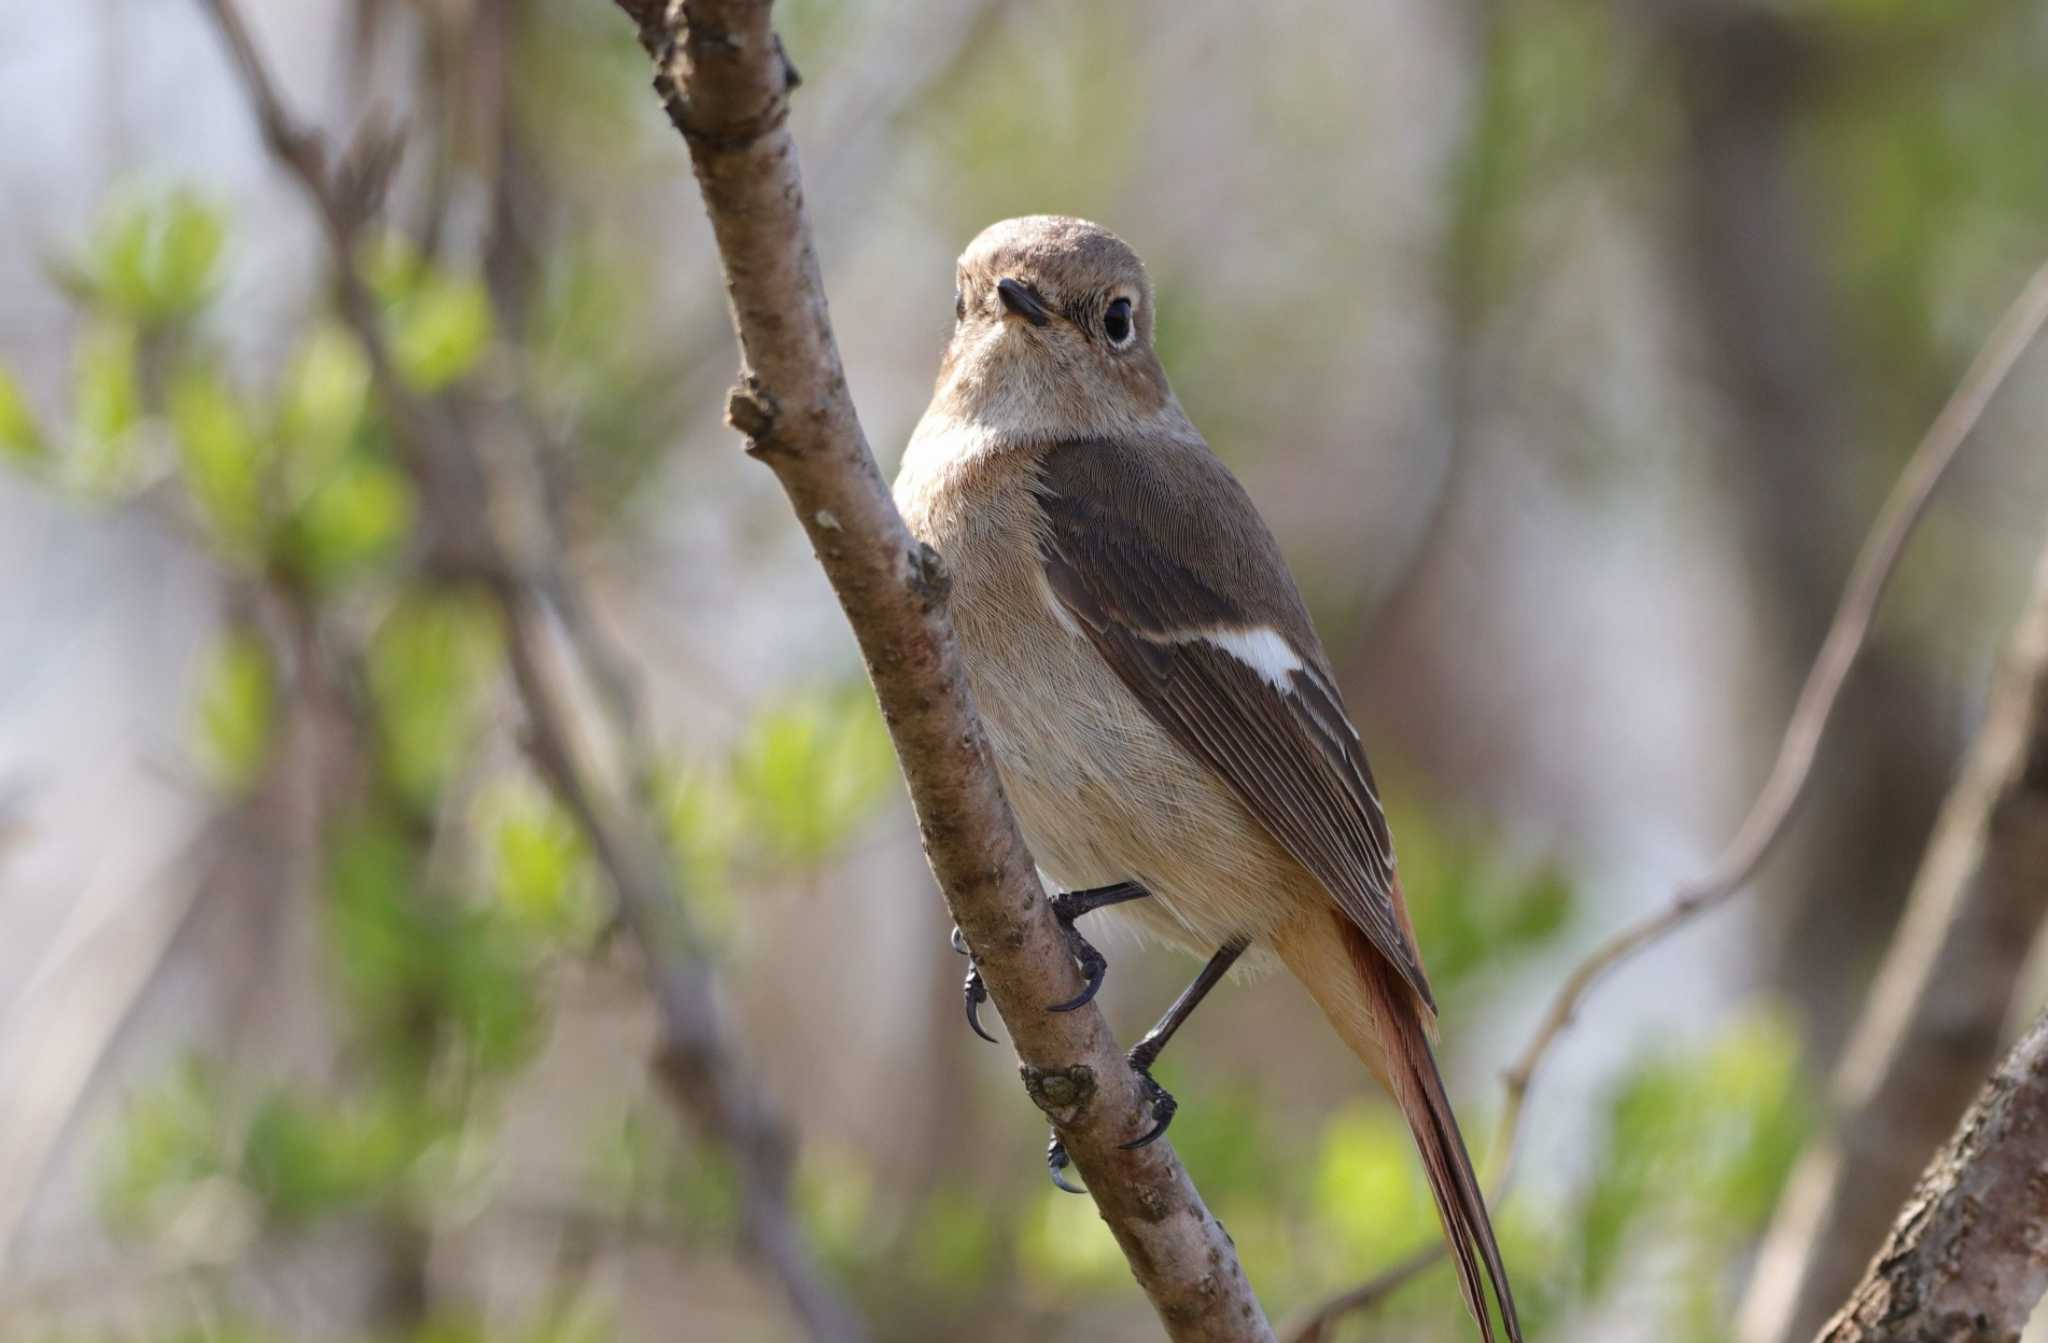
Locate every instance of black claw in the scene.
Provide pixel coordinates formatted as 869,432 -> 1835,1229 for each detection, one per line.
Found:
952,926 -> 997,1043
1042,882 -> 1146,1014
963,963 -> 997,1044
1045,937 -> 1106,1013
1047,1132 -> 1084,1194
1119,1067 -> 1178,1151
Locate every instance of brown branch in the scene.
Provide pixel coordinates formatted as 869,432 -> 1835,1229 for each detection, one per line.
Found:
1814,1007 -> 2048,1343
1739,530 -> 2048,1342
196,4 -> 866,1340
495,582 -> 866,1343
608,2 -> 1272,1337
1288,260 -> 2048,1341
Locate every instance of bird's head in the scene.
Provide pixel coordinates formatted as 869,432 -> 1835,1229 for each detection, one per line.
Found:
926,215 -> 1177,441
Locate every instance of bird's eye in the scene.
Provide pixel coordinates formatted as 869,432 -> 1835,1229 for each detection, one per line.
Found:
1103,297 -> 1134,347
954,289 -> 966,321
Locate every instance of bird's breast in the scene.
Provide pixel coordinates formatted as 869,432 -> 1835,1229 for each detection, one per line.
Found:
891,419 -> 1311,959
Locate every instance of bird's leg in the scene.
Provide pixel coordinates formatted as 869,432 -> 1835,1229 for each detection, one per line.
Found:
1119,938 -> 1247,1146
1045,880 -> 1150,1013
1048,937 -> 1248,1193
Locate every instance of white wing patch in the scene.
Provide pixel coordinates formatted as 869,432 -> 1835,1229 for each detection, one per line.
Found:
1185,626 -> 1304,690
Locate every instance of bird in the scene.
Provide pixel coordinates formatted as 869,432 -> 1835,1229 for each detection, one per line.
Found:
892,215 -> 1519,1342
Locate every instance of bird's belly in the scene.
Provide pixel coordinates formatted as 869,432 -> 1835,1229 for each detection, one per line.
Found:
964,619 -> 1309,965
893,430 -> 1312,965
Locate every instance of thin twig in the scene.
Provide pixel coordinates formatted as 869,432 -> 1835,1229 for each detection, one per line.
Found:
196,4 -> 867,1339
1283,1244 -> 1442,1343
495,581 -> 865,1343
1288,260 -> 2048,1339
610,1 -> 1273,1337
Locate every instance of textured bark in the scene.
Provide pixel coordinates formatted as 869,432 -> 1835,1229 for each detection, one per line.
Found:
607,2 -> 1273,1337
1815,1008 -> 2048,1343
1743,535 -> 2048,1343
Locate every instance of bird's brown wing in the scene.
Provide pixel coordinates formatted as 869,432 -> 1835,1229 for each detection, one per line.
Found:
1033,438 -> 1435,1012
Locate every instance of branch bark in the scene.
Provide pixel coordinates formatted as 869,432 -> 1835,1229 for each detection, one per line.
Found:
1741,531 -> 2048,1343
607,2 -> 1272,1337
1815,1007 -> 2048,1343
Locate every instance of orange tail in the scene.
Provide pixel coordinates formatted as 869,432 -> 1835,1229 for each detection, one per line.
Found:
1275,911 -> 1521,1343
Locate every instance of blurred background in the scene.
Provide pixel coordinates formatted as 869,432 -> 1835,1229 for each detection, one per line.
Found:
3,0 -> 2047,1340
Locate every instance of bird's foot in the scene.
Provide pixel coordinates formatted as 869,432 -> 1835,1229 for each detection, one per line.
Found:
1042,1055 -> 1179,1193
1120,1062 -> 1178,1150
1044,881 -> 1149,1014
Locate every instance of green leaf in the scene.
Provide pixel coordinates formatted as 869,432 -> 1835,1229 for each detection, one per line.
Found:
71,320 -> 142,492
323,812 -> 543,1079
478,783 -> 599,945
100,1055 -> 230,1224
1314,1104 -> 1433,1265
171,364 -> 270,559
282,456 -> 413,585
729,687 -> 894,865
323,816 -> 429,1036
367,592 -> 503,810
1396,805 -> 1574,1002
278,322 -> 371,480
437,920 -> 545,1075
391,275 -> 495,390
85,203 -> 155,316
74,193 -> 226,326
192,630 -> 276,792
365,234 -> 495,391
361,231 -> 426,300
241,1089 -> 417,1223
658,764 -> 740,940
1575,1006 -> 1813,1304
0,367 -> 46,466
269,323 -> 411,585
151,194 -> 228,323
1697,1011 -> 1812,1230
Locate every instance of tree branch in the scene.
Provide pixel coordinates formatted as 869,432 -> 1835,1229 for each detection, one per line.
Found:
1815,1007 -> 2048,1343
495,581 -> 865,1343
196,4 -> 865,1339
1288,259 -> 2048,1340
608,2 -> 1272,1337
1740,528 -> 2048,1340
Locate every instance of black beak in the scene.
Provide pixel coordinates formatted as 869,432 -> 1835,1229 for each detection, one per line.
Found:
997,276 -> 1051,327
